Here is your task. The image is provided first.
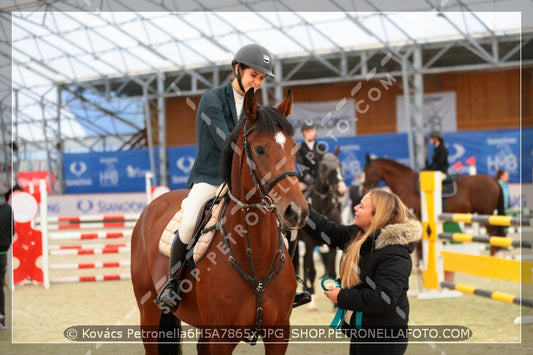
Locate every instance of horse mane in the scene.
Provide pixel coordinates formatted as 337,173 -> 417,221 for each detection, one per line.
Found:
374,158 -> 414,173
220,106 -> 295,185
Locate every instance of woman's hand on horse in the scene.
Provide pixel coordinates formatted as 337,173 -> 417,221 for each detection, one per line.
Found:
324,288 -> 340,303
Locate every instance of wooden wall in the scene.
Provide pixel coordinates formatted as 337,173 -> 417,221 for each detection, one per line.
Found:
165,68 -> 530,146
165,96 -> 202,146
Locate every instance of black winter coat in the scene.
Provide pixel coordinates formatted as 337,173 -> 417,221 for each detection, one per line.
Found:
303,207 -> 422,340
0,201 -> 14,252
426,143 -> 449,173
295,140 -> 326,182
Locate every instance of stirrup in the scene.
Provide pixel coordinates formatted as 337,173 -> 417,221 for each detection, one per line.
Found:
154,278 -> 180,313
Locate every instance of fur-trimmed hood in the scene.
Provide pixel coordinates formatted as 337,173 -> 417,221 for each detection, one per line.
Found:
374,218 -> 422,251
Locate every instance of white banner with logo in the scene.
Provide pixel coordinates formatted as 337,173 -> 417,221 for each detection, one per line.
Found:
289,99 -> 356,139
46,192 -> 147,216
396,91 -> 457,134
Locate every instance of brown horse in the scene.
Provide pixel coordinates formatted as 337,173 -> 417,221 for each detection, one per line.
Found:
131,89 -> 309,354
362,155 -> 505,256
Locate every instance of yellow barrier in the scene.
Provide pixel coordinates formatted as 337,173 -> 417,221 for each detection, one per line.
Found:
420,171 -> 533,296
440,250 -> 521,283
441,281 -> 533,307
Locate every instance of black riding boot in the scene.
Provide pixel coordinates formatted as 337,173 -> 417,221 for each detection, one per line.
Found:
293,290 -> 312,308
288,236 -> 312,308
154,238 -> 189,313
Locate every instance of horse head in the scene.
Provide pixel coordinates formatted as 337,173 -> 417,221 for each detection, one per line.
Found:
316,147 -> 347,198
222,88 -> 309,230
362,153 -> 381,194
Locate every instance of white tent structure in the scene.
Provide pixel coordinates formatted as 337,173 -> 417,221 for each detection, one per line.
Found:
1,0 -> 532,190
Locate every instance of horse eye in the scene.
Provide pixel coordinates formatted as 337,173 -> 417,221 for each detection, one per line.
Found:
255,146 -> 265,155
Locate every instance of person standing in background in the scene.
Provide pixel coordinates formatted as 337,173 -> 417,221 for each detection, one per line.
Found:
495,169 -> 510,211
296,121 -> 326,195
0,192 -> 14,330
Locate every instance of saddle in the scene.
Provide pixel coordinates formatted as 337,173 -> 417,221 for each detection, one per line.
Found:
441,175 -> 458,198
416,173 -> 458,200
158,185 -> 227,263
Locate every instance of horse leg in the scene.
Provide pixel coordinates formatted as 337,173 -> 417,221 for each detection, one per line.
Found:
487,224 -> 506,256
135,288 -> 163,354
303,242 -> 317,311
131,235 -> 163,354
291,237 -> 300,279
264,340 -> 289,354
196,338 -> 238,355
411,241 -> 422,273
157,311 -> 181,355
324,248 -> 337,279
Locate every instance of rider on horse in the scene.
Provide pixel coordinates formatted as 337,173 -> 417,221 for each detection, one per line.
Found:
156,44 -> 311,312
296,121 -> 326,195
425,130 -> 449,176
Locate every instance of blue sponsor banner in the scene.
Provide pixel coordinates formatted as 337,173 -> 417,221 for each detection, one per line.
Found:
64,148 -> 155,193
522,127 -> 533,184
443,128 -> 522,183
166,133 -> 410,191
310,132 -> 410,185
168,145 -> 197,190
62,128 -> 528,194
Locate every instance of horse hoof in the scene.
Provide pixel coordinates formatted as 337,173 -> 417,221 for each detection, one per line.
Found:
307,298 -> 318,312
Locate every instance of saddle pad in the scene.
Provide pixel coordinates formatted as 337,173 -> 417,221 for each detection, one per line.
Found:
158,199 -> 225,264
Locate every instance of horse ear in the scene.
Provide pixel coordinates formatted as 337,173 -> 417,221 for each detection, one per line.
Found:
276,89 -> 294,118
365,153 -> 372,166
334,146 -> 341,157
243,87 -> 258,122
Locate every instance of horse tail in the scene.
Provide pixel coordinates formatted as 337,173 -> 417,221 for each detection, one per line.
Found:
496,182 -> 506,216
157,311 -> 182,355
495,179 -> 507,236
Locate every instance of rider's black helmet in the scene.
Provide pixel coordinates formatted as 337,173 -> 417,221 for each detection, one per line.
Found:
301,121 -> 316,131
429,130 -> 443,140
232,44 -> 275,78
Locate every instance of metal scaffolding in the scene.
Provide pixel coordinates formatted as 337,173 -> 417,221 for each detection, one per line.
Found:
1,0 -> 531,192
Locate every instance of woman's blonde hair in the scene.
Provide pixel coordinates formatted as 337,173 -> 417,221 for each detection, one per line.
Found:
339,189 -> 412,288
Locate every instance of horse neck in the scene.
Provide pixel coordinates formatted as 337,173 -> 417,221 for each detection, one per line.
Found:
377,162 -> 415,193
311,182 -> 337,213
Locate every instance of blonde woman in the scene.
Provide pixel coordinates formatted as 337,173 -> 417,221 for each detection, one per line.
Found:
303,189 -> 422,355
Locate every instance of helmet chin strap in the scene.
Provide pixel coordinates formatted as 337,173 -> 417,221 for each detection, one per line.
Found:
235,64 -> 246,94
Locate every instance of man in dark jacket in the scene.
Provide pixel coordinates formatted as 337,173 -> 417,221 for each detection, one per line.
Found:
296,121 -> 326,193
425,130 -> 449,175
0,194 -> 14,330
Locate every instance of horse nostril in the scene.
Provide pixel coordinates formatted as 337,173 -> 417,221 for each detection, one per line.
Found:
284,202 -> 308,227
284,204 -> 297,224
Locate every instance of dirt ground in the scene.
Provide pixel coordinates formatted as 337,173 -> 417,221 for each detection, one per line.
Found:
3,234 -> 533,354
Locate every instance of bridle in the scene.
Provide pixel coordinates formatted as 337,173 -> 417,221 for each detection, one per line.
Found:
215,120 -> 298,344
314,156 -> 345,202
242,121 -> 298,206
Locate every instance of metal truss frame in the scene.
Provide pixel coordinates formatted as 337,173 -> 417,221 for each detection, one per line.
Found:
0,0 -> 531,191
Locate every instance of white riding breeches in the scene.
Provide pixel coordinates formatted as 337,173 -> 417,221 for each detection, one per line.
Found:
178,182 -> 219,244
